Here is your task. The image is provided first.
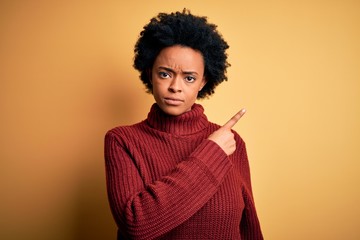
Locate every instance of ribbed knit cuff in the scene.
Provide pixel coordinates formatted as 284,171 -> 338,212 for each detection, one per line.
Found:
189,139 -> 232,186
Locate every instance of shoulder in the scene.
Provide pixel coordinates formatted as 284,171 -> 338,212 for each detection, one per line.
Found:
206,121 -> 221,131
232,130 -> 245,147
105,121 -> 147,144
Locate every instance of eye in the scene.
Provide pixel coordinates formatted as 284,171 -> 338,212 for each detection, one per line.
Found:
185,76 -> 196,83
159,71 -> 170,79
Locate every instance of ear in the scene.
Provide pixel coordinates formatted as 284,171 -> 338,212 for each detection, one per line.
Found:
199,76 -> 207,91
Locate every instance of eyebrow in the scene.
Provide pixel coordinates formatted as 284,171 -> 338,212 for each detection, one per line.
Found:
158,66 -> 199,76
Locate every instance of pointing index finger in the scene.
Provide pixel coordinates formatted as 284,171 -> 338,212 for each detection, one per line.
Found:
223,108 -> 246,129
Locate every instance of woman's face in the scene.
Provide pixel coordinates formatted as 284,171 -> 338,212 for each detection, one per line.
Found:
151,45 -> 207,116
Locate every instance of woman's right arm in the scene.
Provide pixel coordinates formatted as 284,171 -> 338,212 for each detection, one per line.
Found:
104,130 -> 232,240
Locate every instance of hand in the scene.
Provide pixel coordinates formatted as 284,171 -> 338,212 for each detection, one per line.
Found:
207,109 -> 246,156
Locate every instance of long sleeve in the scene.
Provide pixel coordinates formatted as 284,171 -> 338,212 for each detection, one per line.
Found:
104,130 -> 232,240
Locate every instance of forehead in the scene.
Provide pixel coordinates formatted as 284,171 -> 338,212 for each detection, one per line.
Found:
154,45 -> 204,71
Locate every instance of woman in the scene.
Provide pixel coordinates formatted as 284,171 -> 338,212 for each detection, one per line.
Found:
104,9 -> 263,240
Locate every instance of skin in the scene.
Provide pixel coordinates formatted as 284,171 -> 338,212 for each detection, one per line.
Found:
151,45 -> 207,116
150,44 -> 246,155
207,109 -> 246,156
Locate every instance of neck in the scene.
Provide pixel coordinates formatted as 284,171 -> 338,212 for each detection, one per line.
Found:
146,103 -> 209,136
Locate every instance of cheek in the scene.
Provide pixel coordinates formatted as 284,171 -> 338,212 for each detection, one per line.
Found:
152,80 -> 167,95
186,87 -> 201,100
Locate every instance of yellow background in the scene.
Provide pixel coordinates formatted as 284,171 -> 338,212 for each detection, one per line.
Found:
1,1 -> 359,239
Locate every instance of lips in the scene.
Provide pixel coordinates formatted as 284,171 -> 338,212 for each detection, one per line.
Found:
164,97 -> 184,106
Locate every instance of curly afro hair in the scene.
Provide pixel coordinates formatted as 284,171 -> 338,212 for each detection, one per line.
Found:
133,9 -> 230,99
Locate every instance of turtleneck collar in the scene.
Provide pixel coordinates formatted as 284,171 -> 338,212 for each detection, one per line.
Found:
146,103 -> 209,136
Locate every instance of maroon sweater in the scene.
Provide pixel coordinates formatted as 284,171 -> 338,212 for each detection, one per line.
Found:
105,103 -> 263,240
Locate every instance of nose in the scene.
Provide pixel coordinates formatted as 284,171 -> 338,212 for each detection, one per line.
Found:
168,76 -> 182,93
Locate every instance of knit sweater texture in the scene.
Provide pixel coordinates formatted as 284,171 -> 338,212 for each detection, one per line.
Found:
104,103 -> 263,240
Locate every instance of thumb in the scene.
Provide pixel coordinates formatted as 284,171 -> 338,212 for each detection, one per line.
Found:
222,108 -> 246,129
